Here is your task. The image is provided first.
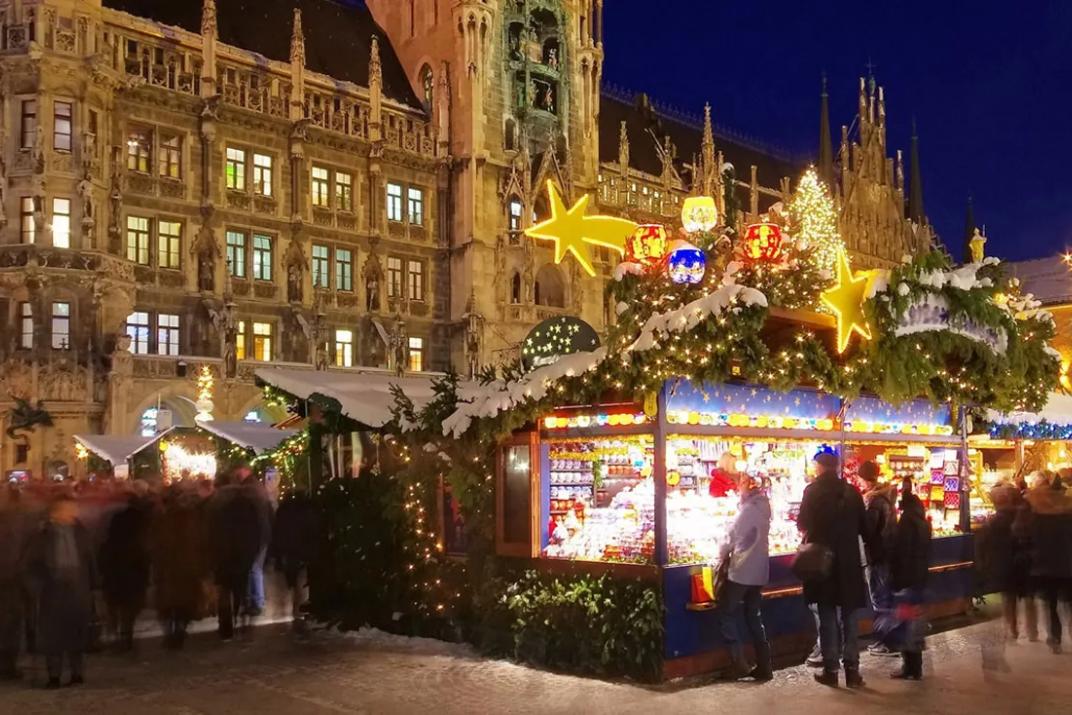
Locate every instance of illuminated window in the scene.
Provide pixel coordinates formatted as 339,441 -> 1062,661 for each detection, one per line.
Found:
20,197 -> 34,244
126,311 -> 150,354
509,198 -> 523,234
140,407 -> 159,437
311,244 -> 329,288
236,320 -> 246,360
243,410 -> 261,423
158,220 -> 182,269
252,234 -> 273,281
51,302 -> 70,350
387,256 -> 403,298
407,260 -> 424,302
252,322 -> 272,361
253,153 -> 273,197
53,101 -> 72,152
387,183 -> 403,222
225,147 -> 246,191
407,187 -> 424,226
226,230 -> 246,277
335,329 -> 354,367
159,134 -> 182,179
408,337 -> 423,372
52,198 -> 71,249
19,303 -> 33,350
127,127 -> 151,173
20,99 -> 36,150
126,215 -> 150,264
336,172 -> 353,212
157,313 -> 180,356
311,166 -> 330,208
335,248 -> 353,292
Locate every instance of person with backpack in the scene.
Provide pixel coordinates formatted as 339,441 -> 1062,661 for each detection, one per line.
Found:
797,451 -> 872,689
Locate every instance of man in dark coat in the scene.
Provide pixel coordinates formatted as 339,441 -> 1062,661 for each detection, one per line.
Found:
153,483 -> 209,649
1023,474 -> 1072,654
797,451 -> 872,689
888,482 -> 931,680
273,487 -> 319,631
99,485 -> 153,651
208,475 -> 261,640
859,461 -> 899,656
977,483 -> 1036,641
25,496 -> 96,688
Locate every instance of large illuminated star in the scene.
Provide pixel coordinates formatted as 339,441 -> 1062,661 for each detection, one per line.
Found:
821,247 -> 874,353
524,181 -> 638,276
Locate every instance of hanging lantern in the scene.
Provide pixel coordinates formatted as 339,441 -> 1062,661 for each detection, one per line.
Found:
741,222 -> 784,262
681,196 -> 719,234
667,239 -> 706,285
625,224 -> 669,267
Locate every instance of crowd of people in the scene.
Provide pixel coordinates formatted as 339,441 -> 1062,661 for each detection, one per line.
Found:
0,467 -> 317,689
717,451 -> 933,688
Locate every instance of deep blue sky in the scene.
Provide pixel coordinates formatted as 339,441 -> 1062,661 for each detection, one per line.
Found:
602,0 -> 1072,262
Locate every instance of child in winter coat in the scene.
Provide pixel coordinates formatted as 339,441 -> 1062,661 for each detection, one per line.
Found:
888,479 -> 931,680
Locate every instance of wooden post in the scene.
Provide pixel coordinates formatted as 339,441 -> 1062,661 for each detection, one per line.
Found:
654,384 -> 668,566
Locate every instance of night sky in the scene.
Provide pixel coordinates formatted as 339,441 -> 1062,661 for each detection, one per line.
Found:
602,0 -> 1072,262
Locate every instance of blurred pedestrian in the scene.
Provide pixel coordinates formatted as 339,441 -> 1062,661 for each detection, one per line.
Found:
208,472 -> 260,640
237,467 -> 273,620
888,479 -> 931,680
153,482 -> 208,649
25,496 -> 96,688
1023,472 -> 1072,654
273,486 -> 319,633
717,473 -> 773,681
99,481 -> 153,651
797,451 -> 872,689
859,461 -> 899,657
0,484 -> 30,679
978,483 -> 1036,641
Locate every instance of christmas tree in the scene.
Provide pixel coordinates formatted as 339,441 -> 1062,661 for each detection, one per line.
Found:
789,167 -> 843,277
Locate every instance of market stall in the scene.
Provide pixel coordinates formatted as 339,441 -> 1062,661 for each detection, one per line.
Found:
74,428 -> 174,479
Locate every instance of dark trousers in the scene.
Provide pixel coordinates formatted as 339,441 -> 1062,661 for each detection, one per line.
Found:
1037,578 -> 1068,645
217,583 -> 244,640
45,651 -> 83,681
161,609 -> 191,649
818,604 -> 860,672
718,580 -> 772,672
109,603 -> 140,650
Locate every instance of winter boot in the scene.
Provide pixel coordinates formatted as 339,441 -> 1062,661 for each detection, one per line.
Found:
844,667 -> 865,689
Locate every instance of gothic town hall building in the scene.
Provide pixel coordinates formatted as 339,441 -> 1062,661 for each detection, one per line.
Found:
0,0 -> 931,477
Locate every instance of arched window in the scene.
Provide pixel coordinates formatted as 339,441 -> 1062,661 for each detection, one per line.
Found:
510,272 -> 522,304
419,64 -> 434,111
534,264 -> 565,308
504,117 -> 517,152
508,196 -> 523,243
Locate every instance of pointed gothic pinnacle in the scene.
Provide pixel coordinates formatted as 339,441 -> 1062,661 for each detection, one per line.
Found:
369,35 -> 382,82
290,8 -> 305,67
200,0 -> 217,38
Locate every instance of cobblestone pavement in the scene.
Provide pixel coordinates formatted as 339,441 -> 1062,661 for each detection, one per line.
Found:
0,618 -> 1068,715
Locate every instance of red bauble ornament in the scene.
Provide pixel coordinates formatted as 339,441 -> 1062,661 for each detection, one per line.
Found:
742,222 -> 784,262
625,224 -> 669,267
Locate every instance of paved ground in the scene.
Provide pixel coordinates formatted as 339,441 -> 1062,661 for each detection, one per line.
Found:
0,617 -> 1068,715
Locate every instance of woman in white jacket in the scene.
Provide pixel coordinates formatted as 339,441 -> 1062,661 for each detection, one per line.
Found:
717,473 -> 773,681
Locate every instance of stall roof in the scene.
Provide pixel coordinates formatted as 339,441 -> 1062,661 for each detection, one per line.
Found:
75,429 -> 173,466
255,368 -> 477,429
196,420 -> 298,455
987,392 -> 1072,427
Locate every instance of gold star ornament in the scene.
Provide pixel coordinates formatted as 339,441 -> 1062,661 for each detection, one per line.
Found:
524,181 -> 638,276
820,247 -> 875,353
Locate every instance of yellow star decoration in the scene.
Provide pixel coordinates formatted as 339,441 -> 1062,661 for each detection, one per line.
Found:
524,181 -> 638,276
820,247 -> 875,353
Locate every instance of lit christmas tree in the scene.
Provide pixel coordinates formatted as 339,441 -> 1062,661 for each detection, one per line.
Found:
789,167 -> 843,277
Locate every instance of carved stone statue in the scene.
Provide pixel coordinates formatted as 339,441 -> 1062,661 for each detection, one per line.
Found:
546,47 -> 558,71
366,273 -> 380,312
287,262 -> 302,303
198,249 -> 215,292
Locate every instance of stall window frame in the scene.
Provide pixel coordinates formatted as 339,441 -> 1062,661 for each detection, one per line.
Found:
495,430 -> 540,558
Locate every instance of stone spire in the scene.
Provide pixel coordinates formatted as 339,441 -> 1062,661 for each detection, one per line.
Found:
289,9 -> 305,120
818,75 -> 834,187
963,195 -> 976,262
617,120 -> 629,179
369,36 -> 383,142
908,118 -> 925,224
200,0 -> 218,97
700,103 -> 716,196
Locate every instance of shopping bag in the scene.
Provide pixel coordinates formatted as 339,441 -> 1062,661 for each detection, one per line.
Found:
791,542 -> 833,581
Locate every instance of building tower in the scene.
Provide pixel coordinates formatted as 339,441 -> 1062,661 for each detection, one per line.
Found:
367,0 -> 605,368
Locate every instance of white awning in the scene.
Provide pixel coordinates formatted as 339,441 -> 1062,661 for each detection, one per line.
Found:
988,392 -> 1072,427
74,429 -> 172,466
255,367 -> 475,429
196,420 -> 298,455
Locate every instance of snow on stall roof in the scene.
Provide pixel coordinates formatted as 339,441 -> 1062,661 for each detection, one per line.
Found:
75,429 -> 173,466
1007,256 -> 1072,306
195,420 -> 299,455
987,391 -> 1072,428
625,282 -> 767,354
255,367 -> 477,429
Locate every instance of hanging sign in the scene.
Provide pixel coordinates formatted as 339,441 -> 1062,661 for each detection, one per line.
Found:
894,294 -> 1008,355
